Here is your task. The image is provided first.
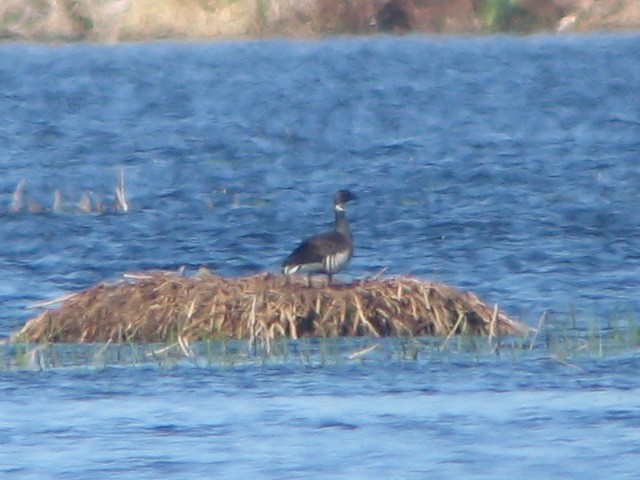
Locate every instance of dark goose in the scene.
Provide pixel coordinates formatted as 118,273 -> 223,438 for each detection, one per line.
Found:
282,189 -> 357,284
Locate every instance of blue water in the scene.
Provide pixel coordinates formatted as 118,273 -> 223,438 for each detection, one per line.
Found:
1,34 -> 640,478
2,344 -> 640,479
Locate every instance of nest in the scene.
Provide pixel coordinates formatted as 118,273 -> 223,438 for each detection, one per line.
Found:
13,270 -> 531,344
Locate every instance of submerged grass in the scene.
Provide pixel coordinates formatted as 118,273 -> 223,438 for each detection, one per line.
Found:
3,311 -> 639,371
540,310 -> 640,360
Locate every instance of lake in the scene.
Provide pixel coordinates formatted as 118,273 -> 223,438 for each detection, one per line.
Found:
1,33 -> 640,478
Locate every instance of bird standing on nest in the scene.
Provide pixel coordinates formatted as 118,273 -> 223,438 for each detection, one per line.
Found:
282,189 -> 357,285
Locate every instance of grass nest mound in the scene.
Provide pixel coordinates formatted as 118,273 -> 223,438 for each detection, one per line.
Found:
14,270 -> 531,344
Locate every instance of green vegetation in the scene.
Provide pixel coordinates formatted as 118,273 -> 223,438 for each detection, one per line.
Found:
480,0 -> 524,32
3,312 -> 640,371
542,311 -> 640,361
255,0 -> 269,34
478,0 -> 566,32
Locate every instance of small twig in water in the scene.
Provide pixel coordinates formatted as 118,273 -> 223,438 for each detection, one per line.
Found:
94,338 -> 113,360
177,335 -> 194,357
347,344 -> 379,360
549,354 -> 583,371
53,190 -> 63,213
528,311 -> 548,351
78,191 -> 92,213
440,311 -> 465,351
488,304 -> 498,346
10,180 -> 26,213
148,343 -> 179,356
115,168 -> 129,212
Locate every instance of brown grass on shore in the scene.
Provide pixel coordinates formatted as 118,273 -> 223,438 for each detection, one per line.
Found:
14,270 -> 531,345
3,0 -> 638,43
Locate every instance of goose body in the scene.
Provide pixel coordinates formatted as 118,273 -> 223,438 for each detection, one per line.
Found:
282,190 -> 357,284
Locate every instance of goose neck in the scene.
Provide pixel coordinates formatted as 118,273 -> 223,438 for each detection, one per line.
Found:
334,208 -> 350,236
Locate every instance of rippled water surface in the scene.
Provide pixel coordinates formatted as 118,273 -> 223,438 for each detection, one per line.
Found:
2,342 -> 640,480
1,34 -> 640,478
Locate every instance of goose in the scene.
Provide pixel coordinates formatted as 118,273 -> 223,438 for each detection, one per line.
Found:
282,189 -> 357,285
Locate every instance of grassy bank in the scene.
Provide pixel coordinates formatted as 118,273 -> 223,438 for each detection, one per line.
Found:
1,0 -> 639,43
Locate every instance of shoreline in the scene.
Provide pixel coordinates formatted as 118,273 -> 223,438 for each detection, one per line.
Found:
1,0 -> 639,45
2,30 -> 639,51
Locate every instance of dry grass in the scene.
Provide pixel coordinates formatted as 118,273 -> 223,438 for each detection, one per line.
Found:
3,0 -> 637,42
4,170 -> 130,215
14,270 -> 531,345
572,0 -> 640,31
0,0 -> 256,42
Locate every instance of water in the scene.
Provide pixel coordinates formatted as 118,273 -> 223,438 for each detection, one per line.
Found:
2,343 -> 640,479
1,34 -> 640,478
